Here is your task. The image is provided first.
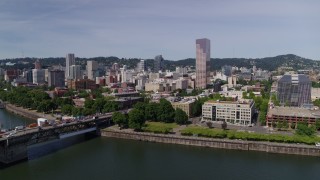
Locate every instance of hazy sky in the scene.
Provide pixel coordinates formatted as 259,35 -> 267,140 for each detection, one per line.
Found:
0,0 -> 319,60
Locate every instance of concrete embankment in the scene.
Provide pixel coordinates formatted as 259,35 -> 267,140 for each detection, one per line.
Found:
5,104 -> 40,120
102,129 -> 320,157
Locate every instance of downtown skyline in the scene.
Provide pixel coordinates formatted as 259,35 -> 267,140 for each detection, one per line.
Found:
0,0 -> 319,60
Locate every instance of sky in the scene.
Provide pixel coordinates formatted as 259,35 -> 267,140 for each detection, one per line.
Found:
0,0 -> 319,60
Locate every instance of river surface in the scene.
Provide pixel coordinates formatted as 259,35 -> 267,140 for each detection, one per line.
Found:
0,109 -> 320,180
0,109 -> 34,130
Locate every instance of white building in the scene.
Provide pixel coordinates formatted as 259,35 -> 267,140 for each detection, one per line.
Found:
65,53 -> 75,79
69,65 -> 81,80
202,100 -> 254,126
175,78 -> 188,90
137,60 -> 145,72
175,67 -> 188,74
32,69 -> 46,84
87,60 -> 98,80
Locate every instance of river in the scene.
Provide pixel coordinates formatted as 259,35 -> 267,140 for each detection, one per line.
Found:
0,109 -> 319,180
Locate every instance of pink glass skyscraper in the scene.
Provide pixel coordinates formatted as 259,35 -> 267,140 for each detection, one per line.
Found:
196,38 -> 210,89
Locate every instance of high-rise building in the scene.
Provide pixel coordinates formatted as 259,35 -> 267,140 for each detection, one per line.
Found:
69,65 -> 81,80
34,59 -> 41,69
277,74 -> 311,107
32,69 -> 46,84
222,65 -> 232,76
48,70 -> 65,87
196,38 -> 210,89
112,63 -> 120,71
65,53 -> 75,79
137,60 -> 145,72
154,55 -> 164,72
87,60 -> 98,80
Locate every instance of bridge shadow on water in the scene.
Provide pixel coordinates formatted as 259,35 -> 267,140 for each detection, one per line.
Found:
0,133 -> 98,169
28,133 -> 98,160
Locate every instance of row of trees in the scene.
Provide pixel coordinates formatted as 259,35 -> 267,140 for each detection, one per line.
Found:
112,99 -> 189,130
0,84 -> 120,117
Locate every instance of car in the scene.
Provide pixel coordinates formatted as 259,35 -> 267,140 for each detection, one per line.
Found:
15,126 -> 24,131
315,143 -> 320,147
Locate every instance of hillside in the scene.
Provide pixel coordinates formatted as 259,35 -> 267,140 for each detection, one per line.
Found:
0,54 -> 318,72
165,54 -> 319,71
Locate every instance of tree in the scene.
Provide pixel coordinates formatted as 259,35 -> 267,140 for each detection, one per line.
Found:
206,121 -> 213,128
254,96 -> 263,110
259,111 -> 266,125
248,91 -> 255,99
133,102 -> 146,112
112,112 -> 128,128
72,107 -> 82,116
191,99 -> 202,117
242,92 -> 248,99
296,122 -> 316,136
221,121 -> 227,130
103,101 -> 119,113
128,109 -> 145,130
82,108 -> 95,116
157,99 -> 175,123
145,102 -> 158,121
174,108 -> 188,125
61,104 -> 73,115
93,98 -> 107,113
315,119 -> 320,131
84,98 -> 95,109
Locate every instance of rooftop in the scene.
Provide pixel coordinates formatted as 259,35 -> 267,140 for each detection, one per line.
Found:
268,106 -> 320,118
206,99 -> 253,105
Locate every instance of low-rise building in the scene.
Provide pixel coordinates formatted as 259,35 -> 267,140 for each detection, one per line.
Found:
266,106 -> 320,127
67,79 -> 97,90
202,99 -> 255,126
171,99 -> 195,117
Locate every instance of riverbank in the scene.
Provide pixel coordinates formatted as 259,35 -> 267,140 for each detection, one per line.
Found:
102,127 -> 320,156
5,103 -> 55,121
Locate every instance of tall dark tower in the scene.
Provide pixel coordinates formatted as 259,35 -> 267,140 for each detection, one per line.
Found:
154,55 -> 164,72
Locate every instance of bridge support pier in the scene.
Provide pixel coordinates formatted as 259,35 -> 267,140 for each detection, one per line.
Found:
0,143 -> 28,165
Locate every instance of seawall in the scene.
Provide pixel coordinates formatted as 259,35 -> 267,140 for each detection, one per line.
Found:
5,104 -> 40,120
102,129 -> 320,157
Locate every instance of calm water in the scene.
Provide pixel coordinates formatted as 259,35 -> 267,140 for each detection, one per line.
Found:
0,109 -> 34,130
0,110 -> 320,180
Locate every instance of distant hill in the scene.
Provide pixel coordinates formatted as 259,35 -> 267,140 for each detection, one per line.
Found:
0,54 -> 318,71
164,54 -> 319,71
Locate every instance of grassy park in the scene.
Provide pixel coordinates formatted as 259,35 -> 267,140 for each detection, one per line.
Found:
180,126 -> 320,145
142,122 -> 178,134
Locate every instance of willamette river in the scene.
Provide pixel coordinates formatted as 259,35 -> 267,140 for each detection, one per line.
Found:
0,109 -> 319,180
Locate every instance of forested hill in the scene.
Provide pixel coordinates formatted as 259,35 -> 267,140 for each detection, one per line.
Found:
164,54 -> 319,71
0,54 -> 318,71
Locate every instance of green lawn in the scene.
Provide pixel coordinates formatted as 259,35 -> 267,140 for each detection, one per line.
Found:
142,122 -> 178,134
180,126 -> 320,145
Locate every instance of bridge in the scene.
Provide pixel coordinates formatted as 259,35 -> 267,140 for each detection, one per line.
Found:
0,114 -> 112,165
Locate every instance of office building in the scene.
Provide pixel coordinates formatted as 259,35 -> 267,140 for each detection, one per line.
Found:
277,74 -> 311,107
48,70 -> 65,87
154,55 -> 164,72
171,100 -> 195,117
65,53 -> 75,79
67,79 -> 97,90
69,65 -> 81,80
34,59 -> 41,69
112,63 -> 120,71
32,69 -> 46,84
87,60 -> 98,80
196,38 -> 210,89
202,100 -> 254,126
222,65 -> 232,76
137,60 -> 145,72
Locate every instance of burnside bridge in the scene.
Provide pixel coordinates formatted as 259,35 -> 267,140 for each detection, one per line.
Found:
0,114 -> 112,165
